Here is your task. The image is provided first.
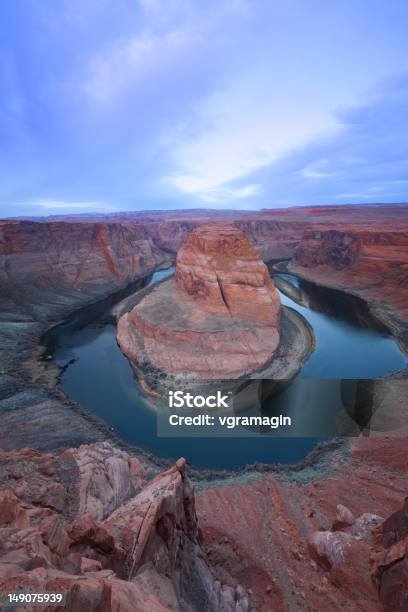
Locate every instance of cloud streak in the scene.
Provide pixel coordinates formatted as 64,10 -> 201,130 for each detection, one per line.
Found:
0,0 -> 408,216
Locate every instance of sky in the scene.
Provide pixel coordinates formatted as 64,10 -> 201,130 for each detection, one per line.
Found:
1,0 -> 408,217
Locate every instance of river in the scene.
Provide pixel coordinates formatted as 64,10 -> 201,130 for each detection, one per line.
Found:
42,268 -> 406,469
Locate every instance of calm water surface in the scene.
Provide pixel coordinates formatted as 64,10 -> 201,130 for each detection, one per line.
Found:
275,273 -> 406,379
45,268 -> 406,469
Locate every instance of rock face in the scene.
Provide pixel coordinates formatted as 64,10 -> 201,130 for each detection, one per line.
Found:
0,443 -> 250,611
0,443 -> 146,523
291,222 -> 408,350
372,496 -> 408,611
1,205 -> 408,610
175,224 -> 280,324
62,442 -> 147,521
117,224 -> 281,379
0,220 -> 168,299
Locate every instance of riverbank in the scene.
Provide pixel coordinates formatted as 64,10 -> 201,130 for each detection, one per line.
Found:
0,260 -> 174,472
269,264 -> 407,379
287,261 -> 408,362
2,254 -> 406,478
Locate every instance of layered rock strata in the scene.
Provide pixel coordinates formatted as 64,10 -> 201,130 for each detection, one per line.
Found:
117,224 -> 281,379
1,205 -> 408,610
290,223 -> 408,352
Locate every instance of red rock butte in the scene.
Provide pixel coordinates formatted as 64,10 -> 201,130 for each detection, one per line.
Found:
117,224 -> 281,379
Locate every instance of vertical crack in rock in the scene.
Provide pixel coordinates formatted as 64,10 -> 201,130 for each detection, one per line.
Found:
215,273 -> 232,317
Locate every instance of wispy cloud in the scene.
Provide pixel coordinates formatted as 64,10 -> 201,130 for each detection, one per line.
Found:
166,86 -> 343,201
24,200 -> 118,212
84,28 -> 198,104
227,72 -> 408,206
1,0 -> 408,216
195,183 -> 261,205
299,159 -> 339,179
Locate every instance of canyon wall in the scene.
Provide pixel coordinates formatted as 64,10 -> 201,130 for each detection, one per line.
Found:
3,206 -> 405,315
0,205 -> 406,452
0,220 -> 172,456
0,220 -> 168,305
0,205 -> 407,610
290,222 -> 408,350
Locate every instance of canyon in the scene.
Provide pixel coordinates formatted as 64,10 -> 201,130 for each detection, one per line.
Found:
0,204 -> 407,610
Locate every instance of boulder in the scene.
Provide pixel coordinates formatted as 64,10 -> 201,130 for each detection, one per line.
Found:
62,442 -> 146,521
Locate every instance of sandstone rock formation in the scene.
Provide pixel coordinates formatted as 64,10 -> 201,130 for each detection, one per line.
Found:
307,493 -> 408,612
3,205 -> 405,453
175,224 -> 280,324
291,221 -> 408,351
0,220 -> 167,298
1,437 -> 408,611
196,436 -> 408,611
0,443 -> 250,611
1,205 -> 408,610
372,496 -> 408,611
62,442 -> 147,521
117,224 -> 281,380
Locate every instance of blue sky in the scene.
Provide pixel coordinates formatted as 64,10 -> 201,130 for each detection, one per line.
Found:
1,0 -> 408,217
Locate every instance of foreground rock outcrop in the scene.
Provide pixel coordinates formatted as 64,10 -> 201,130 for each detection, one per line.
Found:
196,436 -> 408,611
0,443 -> 250,611
372,496 -> 408,611
306,489 -> 408,611
117,224 -> 281,380
2,438 -> 408,611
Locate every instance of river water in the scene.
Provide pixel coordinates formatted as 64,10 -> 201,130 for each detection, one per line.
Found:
43,268 -> 406,469
275,273 -> 406,379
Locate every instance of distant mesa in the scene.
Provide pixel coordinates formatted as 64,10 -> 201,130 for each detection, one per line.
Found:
117,224 -> 281,380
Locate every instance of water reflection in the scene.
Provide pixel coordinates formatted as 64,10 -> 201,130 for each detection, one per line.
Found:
41,267 -> 407,469
273,273 -> 406,378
